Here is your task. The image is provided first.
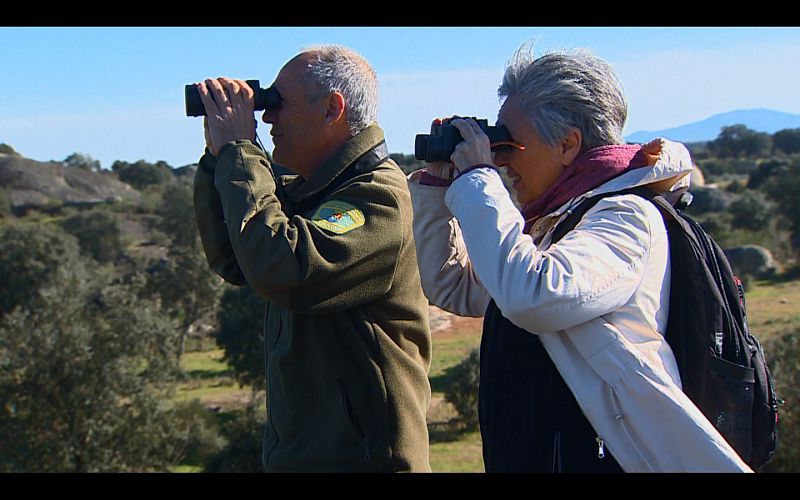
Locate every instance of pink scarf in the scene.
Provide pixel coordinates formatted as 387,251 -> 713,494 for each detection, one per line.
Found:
522,144 -> 652,231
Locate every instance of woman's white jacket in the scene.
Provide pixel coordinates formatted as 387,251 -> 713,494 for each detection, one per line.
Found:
408,139 -> 751,472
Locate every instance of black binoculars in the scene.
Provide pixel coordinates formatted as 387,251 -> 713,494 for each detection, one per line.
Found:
414,117 -> 513,162
184,80 -> 281,117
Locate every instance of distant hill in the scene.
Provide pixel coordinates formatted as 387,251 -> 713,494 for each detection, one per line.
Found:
625,109 -> 800,144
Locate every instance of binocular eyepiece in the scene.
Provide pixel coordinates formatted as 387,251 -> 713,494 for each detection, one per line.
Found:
184,80 -> 281,117
414,117 -> 513,162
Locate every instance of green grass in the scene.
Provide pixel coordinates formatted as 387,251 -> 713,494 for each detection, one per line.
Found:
428,315 -> 482,395
181,349 -> 232,378
176,349 -> 251,405
429,430 -> 484,472
171,464 -> 204,473
744,278 -> 800,341
426,315 -> 484,471
429,330 -> 481,379
174,380 -> 249,402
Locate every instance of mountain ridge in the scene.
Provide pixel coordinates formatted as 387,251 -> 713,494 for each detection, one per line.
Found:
625,109 -> 800,144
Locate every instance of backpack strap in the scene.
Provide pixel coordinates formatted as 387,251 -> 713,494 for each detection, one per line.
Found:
549,186 -> 722,301
552,186 -> 667,243
549,184 -> 782,469
551,185 -> 746,360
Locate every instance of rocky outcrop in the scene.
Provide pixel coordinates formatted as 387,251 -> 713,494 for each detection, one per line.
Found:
0,155 -> 141,213
687,186 -> 739,213
724,245 -> 778,279
690,164 -> 705,188
173,164 -> 198,179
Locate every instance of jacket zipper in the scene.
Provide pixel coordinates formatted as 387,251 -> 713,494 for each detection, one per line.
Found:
263,305 -> 281,466
552,431 -> 562,473
596,436 -> 606,459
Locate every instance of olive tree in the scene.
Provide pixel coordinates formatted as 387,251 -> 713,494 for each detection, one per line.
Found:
0,222 -> 214,471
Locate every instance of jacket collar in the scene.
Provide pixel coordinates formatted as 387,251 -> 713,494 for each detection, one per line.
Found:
286,124 -> 387,202
543,138 -> 695,221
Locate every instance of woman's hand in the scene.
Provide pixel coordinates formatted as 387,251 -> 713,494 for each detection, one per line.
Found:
449,118 -> 494,173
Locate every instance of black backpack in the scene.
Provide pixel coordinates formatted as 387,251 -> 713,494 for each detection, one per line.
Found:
550,185 -> 781,470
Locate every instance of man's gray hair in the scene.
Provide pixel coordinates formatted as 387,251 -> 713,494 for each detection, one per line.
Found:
498,43 -> 628,151
300,45 -> 379,136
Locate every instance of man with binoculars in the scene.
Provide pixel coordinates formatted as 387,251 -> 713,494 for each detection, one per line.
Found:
191,45 -> 432,472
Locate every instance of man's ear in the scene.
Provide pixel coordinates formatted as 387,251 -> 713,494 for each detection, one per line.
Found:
560,127 -> 583,166
324,91 -> 346,126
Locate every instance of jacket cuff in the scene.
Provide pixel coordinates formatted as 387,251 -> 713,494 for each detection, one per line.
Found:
454,164 -> 495,180
198,148 -> 217,175
419,171 -> 452,187
217,139 -> 254,159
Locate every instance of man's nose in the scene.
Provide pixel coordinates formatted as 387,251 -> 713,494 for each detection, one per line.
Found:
262,109 -> 276,124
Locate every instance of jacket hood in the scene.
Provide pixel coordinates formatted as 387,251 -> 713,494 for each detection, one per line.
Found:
549,138 -> 694,219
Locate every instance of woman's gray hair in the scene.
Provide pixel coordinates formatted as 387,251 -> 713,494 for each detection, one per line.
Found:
300,45 -> 379,136
498,43 -> 628,151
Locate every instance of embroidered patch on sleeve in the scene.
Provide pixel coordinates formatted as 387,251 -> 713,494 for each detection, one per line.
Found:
310,200 -> 365,234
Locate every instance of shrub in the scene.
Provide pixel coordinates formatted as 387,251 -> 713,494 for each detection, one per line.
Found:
113,160 -> 173,191
763,159 -> 800,259
442,348 -> 480,431
204,403 -> 265,472
0,188 -> 11,218
64,152 -> 101,172
725,180 -> 746,194
145,247 -> 222,359
0,222 -> 85,317
0,143 -> 20,156
215,286 -> 267,391
169,400 -> 226,468
389,153 -> 425,175
773,128 -> 800,155
697,159 -> 731,179
729,191 -> 774,232
60,208 -> 125,263
156,182 -> 197,250
760,329 -> 800,472
709,124 -> 772,159
748,159 -> 789,190
0,271 -> 191,471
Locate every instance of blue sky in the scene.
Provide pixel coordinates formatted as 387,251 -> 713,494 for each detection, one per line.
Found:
1,27 -> 799,168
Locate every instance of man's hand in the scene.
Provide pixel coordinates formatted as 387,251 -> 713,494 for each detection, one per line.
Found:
198,77 -> 257,156
449,118 -> 494,173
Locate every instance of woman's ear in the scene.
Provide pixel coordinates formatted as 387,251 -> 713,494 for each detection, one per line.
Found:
560,128 -> 583,166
